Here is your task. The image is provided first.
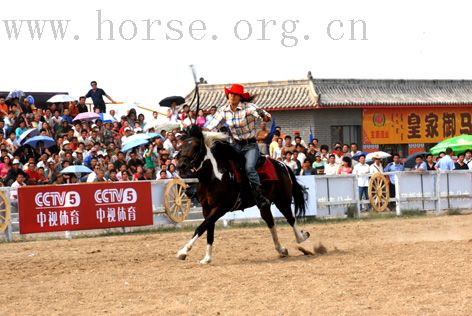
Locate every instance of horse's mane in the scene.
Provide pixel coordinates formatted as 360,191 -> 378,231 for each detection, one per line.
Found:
184,125 -> 229,149
202,131 -> 229,148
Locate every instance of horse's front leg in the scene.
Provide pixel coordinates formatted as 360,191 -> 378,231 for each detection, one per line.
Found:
177,207 -> 220,261
199,221 -> 215,265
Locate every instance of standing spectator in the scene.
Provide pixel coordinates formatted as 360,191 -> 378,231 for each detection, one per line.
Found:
464,150 -> 472,169
306,143 -> 317,164
292,131 -> 306,147
411,156 -> 427,172
255,122 -> 269,155
144,144 -> 157,174
454,153 -> 469,170
352,154 -> 370,211
195,109 -> 206,127
369,156 -> 384,174
350,143 -> 361,157
282,136 -> 295,155
292,151 -> 302,175
324,154 -> 338,175
384,153 -> 404,199
425,154 -> 436,170
167,102 -> 179,122
319,145 -> 330,164
435,148 -> 455,171
85,81 -> 115,113
10,173 -> 26,204
337,156 -> 353,174
268,132 -> 280,158
271,137 -> 283,161
205,106 -> 217,122
77,96 -> 89,113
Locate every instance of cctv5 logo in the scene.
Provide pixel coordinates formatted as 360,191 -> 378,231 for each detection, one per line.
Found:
94,188 -> 137,204
35,191 -> 81,207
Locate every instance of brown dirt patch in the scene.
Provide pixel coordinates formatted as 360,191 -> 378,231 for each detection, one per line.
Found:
1,215 -> 472,315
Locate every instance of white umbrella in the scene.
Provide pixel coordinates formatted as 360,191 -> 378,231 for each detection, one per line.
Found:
17,128 -> 40,144
366,151 -> 391,162
154,121 -> 181,132
122,133 -> 151,145
47,94 -> 76,103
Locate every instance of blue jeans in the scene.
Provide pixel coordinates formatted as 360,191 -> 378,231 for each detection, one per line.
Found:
231,142 -> 261,187
358,186 -> 370,210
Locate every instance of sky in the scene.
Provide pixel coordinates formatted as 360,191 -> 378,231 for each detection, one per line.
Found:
1,0 -> 471,107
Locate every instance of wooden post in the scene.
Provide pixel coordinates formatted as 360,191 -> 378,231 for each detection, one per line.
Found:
395,172 -> 401,216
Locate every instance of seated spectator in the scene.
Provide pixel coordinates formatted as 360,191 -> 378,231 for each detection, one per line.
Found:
324,154 -> 338,175
0,156 -> 12,180
337,156 -> 353,174
425,154 -> 436,171
158,170 -> 168,180
291,151 -> 302,175
283,151 -> 297,172
312,153 -> 325,175
300,159 -> 316,175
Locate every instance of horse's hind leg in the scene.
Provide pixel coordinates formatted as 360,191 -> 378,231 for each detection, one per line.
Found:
260,207 -> 288,257
275,201 -> 310,244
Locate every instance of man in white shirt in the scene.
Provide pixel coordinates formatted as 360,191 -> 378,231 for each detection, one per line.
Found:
464,150 -> 472,170
369,156 -> 384,174
353,154 -> 370,211
283,151 -> 298,171
324,154 -> 339,175
10,173 -> 26,203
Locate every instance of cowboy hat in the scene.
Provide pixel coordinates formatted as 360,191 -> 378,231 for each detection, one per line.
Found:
224,84 -> 251,101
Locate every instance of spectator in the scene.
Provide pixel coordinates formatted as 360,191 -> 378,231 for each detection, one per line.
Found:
195,109 -> 206,128
292,131 -> 306,147
85,81 -> 115,113
167,102 -> 180,122
282,136 -> 295,155
435,148 -> 455,171
94,169 -> 107,182
158,169 -> 168,180
319,145 -> 330,163
283,151 -> 297,171
25,163 -> 40,185
300,158 -> 316,175
271,137 -> 283,161
306,143 -> 317,164
337,156 -> 352,174
292,151 -> 302,175
0,96 -> 8,118
464,150 -> 472,170
324,154 -> 338,176
312,153 -> 325,175
425,154 -> 436,171
412,156 -> 427,172
10,173 -> 26,202
352,154 -> 370,211
454,153 -> 469,170
5,159 -> 27,186
269,132 -> 280,158
256,122 -> 269,155
77,96 -> 89,113
384,153 -> 404,199
206,106 -> 217,122
369,156 -> 384,174
168,163 -> 179,178
0,156 -> 12,180
350,143 -> 361,157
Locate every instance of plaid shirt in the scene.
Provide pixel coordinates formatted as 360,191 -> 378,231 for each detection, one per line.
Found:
205,102 -> 271,141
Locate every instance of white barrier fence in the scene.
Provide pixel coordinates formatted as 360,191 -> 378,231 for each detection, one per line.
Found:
2,171 -> 471,241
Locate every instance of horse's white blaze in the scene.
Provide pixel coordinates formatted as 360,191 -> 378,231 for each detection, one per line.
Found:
200,244 -> 213,264
204,145 -> 223,181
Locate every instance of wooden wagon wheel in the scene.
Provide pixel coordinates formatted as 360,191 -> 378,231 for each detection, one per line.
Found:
164,179 -> 191,223
0,191 -> 11,233
368,173 -> 390,212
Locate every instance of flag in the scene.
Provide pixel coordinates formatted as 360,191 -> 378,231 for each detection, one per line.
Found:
265,118 -> 277,145
309,126 -> 314,144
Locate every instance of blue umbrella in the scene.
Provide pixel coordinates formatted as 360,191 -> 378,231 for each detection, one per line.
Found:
61,165 -> 93,174
121,138 -> 149,152
24,136 -> 56,148
147,132 -> 164,140
18,128 -> 40,144
6,89 -> 25,100
100,113 -> 117,123
352,151 -> 369,161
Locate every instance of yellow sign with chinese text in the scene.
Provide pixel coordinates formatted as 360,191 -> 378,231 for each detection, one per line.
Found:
363,108 -> 472,144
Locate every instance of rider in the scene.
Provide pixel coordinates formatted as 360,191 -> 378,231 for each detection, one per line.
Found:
205,84 -> 272,209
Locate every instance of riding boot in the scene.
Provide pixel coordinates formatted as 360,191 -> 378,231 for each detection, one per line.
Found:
251,184 -> 270,209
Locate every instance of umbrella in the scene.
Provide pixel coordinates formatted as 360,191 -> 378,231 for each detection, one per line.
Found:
24,136 -> 55,148
121,138 -> 149,152
366,151 -> 391,162
155,121 -> 181,132
352,151 -> 369,161
73,112 -> 100,122
61,165 -> 93,174
429,134 -> 472,156
404,152 -> 429,168
122,133 -> 165,145
47,94 -> 76,103
6,90 -> 25,100
159,96 -> 186,108
100,113 -> 117,123
17,128 -> 40,144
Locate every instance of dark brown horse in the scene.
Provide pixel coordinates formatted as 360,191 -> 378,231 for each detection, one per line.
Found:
176,125 -> 310,264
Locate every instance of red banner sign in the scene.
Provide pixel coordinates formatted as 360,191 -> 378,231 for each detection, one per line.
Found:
18,182 -> 153,234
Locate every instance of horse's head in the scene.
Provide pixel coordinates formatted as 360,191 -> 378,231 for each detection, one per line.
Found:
176,125 -> 206,178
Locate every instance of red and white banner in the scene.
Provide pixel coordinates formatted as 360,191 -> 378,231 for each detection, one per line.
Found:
18,182 -> 153,234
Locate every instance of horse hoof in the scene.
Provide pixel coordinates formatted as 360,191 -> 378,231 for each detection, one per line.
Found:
199,258 -> 211,265
279,247 -> 289,257
177,252 -> 187,260
303,231 -> 311,239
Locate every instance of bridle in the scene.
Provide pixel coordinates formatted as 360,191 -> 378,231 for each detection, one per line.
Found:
180,137 -> 206,173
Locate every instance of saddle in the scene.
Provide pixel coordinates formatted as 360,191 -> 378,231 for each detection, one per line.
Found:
229,156 -> 278,184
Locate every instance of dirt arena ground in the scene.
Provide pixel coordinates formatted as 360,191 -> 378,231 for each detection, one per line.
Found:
1,214 -> 472,315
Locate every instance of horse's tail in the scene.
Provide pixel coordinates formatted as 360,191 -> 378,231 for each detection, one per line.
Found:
286,166 -> 307,219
